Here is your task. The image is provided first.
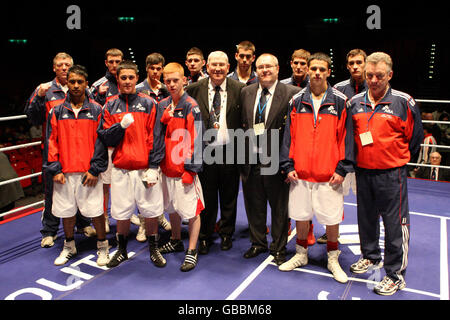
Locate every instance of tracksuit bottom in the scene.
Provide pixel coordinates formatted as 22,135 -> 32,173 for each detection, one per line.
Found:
355,165 -> 410,282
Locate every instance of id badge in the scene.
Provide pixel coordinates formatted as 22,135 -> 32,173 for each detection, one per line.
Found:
254,122 -> 265,136
360,131 -> 373,146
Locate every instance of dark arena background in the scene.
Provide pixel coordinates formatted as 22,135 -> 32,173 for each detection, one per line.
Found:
1,0 -> 449,310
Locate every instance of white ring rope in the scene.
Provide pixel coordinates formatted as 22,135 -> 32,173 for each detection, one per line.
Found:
1,98 -> 449,218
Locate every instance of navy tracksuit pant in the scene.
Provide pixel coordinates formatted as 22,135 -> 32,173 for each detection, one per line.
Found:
355,165 -> 410,282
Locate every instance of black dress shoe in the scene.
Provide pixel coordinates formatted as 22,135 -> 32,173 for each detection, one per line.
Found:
272,251 -> 286,266
220,236 -> 232,251
243,246 -> 268,259
198,240 -> 210,255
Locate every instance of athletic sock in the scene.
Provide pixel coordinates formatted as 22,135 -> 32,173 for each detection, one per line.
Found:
296,238 -> 308,249
327,241 -> 339,252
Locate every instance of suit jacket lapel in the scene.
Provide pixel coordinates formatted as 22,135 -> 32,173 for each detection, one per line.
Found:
265,82 -> 284,129
247,85 -> 258,128
225,80 -> 234,126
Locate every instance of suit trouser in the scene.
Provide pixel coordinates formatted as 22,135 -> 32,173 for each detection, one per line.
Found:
242,164 -> 289,254
40,168 -> 92,237
198,162 -> 240,240
355,166 -> 410,282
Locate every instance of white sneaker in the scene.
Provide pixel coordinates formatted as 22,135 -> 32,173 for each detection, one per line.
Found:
131,214 -> 141,226
327,250 -> 348,283
278,245 -> 308,271
96,240 -> 110,266
41,235 -> 57,248
374,275 -> 406,296
136,216 -> 147,242
350,258 -> 383,274
105,216 -> 110,234
54,240 -> 77,266
158,214 -> 171,231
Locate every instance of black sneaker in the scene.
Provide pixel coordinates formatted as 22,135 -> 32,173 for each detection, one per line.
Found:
106,249 -> 128,268
180,249 -> 198,272
150,246 -> 166,267
148,235 -> 166,268
159,239 -> 185,254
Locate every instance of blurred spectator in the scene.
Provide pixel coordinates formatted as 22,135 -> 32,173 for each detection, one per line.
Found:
415,152 -> 450,182
0,150 -> 25,218
438,112 -> 450,145
421,111 -> 442,144
30,125 -> 42,139
418,124 -> 437,165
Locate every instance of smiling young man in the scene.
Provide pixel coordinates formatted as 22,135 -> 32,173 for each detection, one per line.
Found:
98,61 -> 166,269
348,52 -> 423,295
278,53 -> 353,283
45,65 -> 109,266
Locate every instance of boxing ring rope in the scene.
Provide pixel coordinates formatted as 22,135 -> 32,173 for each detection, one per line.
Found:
1,98 -> 449,219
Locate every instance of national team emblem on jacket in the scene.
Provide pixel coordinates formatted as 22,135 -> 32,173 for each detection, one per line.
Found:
382,105 -> 394,114
327,105 -> 337,115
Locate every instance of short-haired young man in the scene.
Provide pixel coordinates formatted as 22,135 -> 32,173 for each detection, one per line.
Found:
45,65 -> 109,266
157,62 -> 205,272
227,41 -> 258,85
98,61 -> 166,269
279,53 -> 353,283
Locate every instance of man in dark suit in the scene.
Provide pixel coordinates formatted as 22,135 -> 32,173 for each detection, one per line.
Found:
186,51 -> 246,254
415,152 -> 450,182
240,53 -> 301,265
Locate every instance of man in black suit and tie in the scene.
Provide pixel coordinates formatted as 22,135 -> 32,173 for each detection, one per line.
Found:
186,51 -> 246,254
415,152 -> 450,182
240,53 -> 301,265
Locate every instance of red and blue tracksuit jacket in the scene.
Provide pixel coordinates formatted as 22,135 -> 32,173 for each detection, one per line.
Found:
24,79 -> 68,150
349,87 -> 423,169
333,77 -> 368,99
45,95 -> 107,177
98,92 -> 164,170
280,75 -> 310,89
280,84 -> 354,183
227,68 -> 258,85
89,71 -> 119,106
157,92 -> 204,178
136,79 -> 170,102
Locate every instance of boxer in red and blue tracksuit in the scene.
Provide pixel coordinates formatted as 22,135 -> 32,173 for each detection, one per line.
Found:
25,78 -> 91,241
349,87 -> 423,289
98,92 -> 164,172
45,95 -> 107,178
158,91 -> 204,184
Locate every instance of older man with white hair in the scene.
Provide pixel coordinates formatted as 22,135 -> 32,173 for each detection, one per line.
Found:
348,52 -> 423,295
184,51 -> 246,254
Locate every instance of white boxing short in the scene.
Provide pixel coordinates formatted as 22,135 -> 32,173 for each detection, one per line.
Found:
110,167 -> 163,220
161,173 -> 204,220
100,148 -> 114,184
52,172 -> 104,218
288,179 -> 344,226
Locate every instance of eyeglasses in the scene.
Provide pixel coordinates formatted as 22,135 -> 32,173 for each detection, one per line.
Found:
256,64 -> 276,70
